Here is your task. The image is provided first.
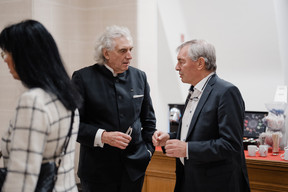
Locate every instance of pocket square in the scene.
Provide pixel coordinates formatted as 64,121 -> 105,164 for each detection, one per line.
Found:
133,95 -> 144,98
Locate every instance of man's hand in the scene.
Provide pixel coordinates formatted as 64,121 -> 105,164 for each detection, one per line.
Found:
165,139 -> 187,158
152,131 -> 170,146
101,131 -> 131,149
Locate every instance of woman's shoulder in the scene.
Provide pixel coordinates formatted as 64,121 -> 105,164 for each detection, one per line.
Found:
19,88 -> 71,124
20,88 -> 53,100
18,88 -> 56,109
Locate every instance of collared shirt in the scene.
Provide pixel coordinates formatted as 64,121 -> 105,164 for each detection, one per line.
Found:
104,64 -> 117,77
180,72 -> 215,164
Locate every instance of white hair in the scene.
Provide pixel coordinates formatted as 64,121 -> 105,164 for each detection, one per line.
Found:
177,39 -> 217,71
94,25 -> 133,64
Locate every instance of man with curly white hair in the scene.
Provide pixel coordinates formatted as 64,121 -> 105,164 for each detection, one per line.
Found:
72,25 -> 156,192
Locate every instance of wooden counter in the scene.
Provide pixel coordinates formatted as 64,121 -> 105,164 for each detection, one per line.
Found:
246,156 -> 288,192
142,150 -> 175,192
142,150 -> 288,192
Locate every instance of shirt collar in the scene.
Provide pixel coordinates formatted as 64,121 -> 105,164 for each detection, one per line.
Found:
104,64 -> 117,77
194,72 -> 215,92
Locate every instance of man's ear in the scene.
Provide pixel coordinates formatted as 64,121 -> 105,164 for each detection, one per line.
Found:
197,57 -> 205,70
103,48 -> 109,60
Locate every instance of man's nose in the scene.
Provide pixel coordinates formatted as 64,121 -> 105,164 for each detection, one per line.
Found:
175,63 -> 180,71
126,51 -> 132,59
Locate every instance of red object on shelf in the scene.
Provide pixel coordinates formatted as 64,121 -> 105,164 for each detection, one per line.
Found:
245,148 -> 286,162
156,146 -> 287,162
156,145 -> 287,162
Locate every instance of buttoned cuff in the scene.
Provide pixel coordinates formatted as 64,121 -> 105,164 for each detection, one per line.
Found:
94,129 -> 105,147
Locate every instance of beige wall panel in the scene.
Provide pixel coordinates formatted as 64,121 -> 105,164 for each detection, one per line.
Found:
0,0 -> 32,136
86,0 -> 119,8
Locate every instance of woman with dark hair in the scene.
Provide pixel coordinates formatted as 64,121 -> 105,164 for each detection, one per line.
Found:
0,20 -> 82,191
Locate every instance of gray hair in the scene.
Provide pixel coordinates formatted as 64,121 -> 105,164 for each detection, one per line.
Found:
94,25 -> 133,64
177,39 -> 217,71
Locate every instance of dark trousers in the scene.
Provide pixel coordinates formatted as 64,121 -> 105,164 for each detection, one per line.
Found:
80,169 -> 145,192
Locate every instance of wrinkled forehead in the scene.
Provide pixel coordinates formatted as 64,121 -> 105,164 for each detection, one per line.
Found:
113,36 -> 133,49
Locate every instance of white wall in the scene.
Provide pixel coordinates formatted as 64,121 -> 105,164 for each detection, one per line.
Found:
136,0 -> 160,124
156,0 -> 287,132
274,0 -> 288,85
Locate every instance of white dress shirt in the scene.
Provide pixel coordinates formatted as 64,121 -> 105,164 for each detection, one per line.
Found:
180,72 -> 215,164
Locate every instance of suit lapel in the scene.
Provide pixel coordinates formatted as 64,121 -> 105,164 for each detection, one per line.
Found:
185,74 -> 217,139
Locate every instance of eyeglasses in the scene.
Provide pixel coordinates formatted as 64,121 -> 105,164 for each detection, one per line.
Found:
1,51 -> 5,59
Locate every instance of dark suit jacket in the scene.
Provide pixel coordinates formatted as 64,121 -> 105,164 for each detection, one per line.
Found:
170,74 -> 250,192
72,64 -> 156,183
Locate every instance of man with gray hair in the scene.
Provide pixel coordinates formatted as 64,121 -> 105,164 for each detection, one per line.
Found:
72,25 -> 156,192
152,39 -> 250,192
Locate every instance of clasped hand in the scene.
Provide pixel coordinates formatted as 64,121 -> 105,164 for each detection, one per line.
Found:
152,131 -> 187,158
102,131 -> 132,149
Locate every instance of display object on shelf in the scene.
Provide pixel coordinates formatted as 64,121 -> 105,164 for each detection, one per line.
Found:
168,104 -> 184,133
243,111 -> 268,138
259,102 -> 288,151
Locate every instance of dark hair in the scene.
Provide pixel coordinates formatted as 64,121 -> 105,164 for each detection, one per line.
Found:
0,19 -> 82,110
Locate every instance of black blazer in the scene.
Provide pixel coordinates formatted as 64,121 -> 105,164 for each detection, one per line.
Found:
171,74 -> 250,192
72,64 -> 156,183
